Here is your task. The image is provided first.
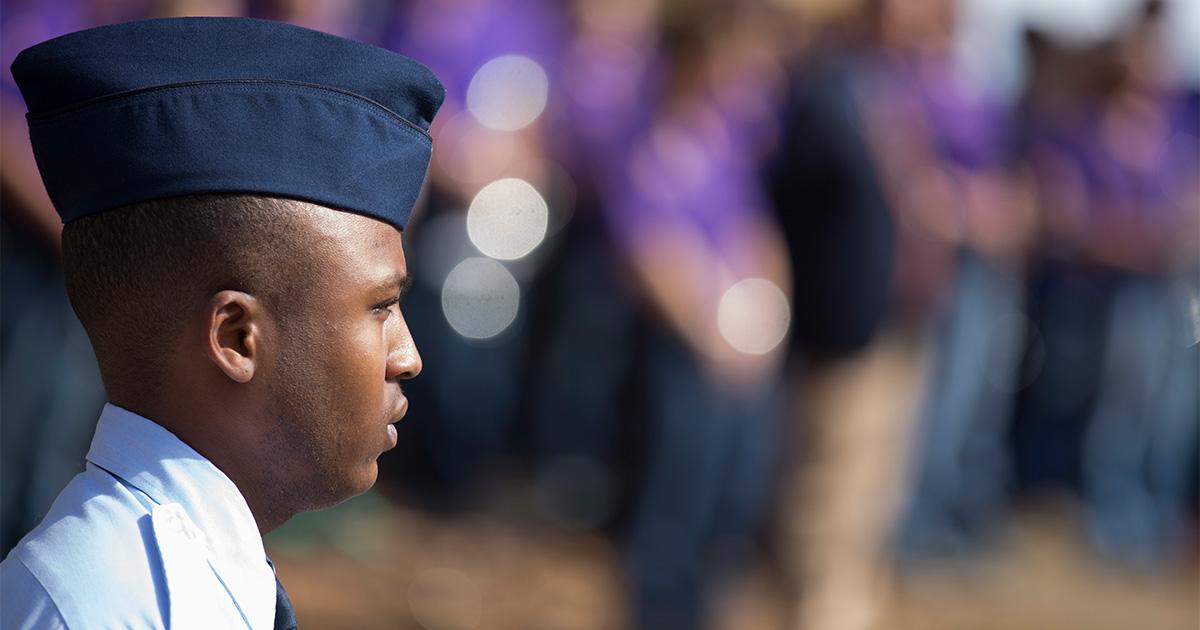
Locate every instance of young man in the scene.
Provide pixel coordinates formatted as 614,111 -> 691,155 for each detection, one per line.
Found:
0,17 -> 443,628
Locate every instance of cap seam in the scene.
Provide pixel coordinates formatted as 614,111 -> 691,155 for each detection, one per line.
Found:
25,78 -> 433,142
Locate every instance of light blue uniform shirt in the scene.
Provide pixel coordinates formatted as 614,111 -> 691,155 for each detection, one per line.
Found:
0,404 -> 278,629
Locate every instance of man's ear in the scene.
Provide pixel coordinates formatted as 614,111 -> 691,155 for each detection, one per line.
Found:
205,290 -> 266,384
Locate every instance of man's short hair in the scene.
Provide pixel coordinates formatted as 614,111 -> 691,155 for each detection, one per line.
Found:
62,194 -> 315,390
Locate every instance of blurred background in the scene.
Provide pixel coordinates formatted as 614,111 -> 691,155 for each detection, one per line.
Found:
2,0 -> 1198,628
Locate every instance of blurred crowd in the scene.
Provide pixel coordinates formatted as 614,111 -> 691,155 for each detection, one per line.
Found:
2,0 -> 1197,629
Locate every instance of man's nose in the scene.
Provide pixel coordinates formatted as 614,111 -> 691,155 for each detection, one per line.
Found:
386,315 -> 422,380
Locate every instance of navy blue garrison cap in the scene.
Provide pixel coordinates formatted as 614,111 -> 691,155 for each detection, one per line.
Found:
11,17 -> 445,231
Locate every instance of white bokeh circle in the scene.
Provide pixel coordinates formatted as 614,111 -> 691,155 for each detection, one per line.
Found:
717,278 -> 791,355
441,257 -> 520,340
466,178 -> 549,260
466,54 -> 549,131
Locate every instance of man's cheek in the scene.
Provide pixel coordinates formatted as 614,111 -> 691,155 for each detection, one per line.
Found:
336,326 -> 388,398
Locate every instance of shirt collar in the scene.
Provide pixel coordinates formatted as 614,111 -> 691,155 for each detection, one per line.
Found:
85,402 -> 277,628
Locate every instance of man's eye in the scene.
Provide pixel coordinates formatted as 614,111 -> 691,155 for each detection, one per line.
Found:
373,297 -> 401,315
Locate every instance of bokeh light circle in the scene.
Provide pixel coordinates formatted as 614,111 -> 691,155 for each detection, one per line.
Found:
441,257 -> 520,340
717,278 -> 791,355
466,54 -> 549,131
466,178 -> 549,260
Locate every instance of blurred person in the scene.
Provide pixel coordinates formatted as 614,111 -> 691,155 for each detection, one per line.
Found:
876,1 -> 1039,561
0,17 -> 442,628
765,4 -> 900,629
764,3 -> 911,630
597,1 -> 791,627
764,0 -> 1029,626
1018,0 -> 1199,564
1077,0 -> 1199,565
1012,28 -> 1125,508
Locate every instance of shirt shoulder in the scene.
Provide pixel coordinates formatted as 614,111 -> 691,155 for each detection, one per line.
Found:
4,464 -> 168,629
0,555 -> 67,630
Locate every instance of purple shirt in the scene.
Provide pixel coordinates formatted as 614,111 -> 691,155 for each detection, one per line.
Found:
385,0 -> 567,111
1032,91 -> 1197,230
606,64 -> 780,279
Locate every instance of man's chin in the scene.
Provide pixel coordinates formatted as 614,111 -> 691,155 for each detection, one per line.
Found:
357,459 -> 384,493
305,463 -> 379,512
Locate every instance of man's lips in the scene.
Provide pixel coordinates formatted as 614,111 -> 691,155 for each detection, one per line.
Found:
390,396 -> 409,424
385,396 -> 408,449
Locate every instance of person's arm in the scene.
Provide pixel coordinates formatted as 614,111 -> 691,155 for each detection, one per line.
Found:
624,209 -> 789,391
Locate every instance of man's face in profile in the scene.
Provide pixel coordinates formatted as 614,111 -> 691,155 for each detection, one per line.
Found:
263,207 -> 421,508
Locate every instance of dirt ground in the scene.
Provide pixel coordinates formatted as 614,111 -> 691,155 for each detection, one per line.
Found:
268,490 -> 1198,630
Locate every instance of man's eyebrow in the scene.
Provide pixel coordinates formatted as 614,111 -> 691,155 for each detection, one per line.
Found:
376,272 -> 412,296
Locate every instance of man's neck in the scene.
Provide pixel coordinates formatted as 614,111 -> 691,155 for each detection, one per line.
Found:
108,392 -> 295,535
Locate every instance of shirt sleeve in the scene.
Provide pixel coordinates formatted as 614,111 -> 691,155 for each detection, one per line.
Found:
1,555 -> 69,630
